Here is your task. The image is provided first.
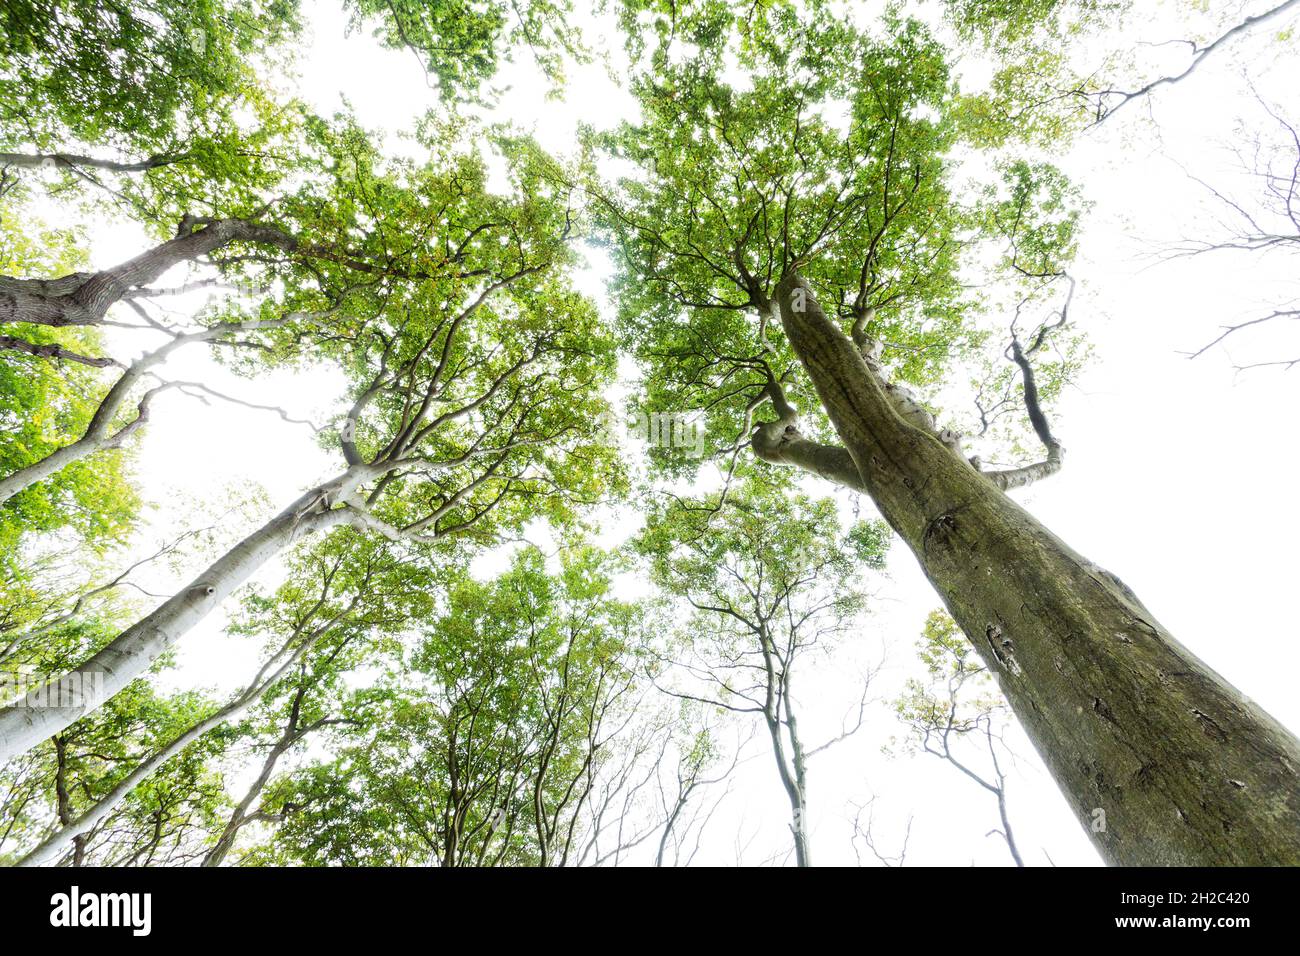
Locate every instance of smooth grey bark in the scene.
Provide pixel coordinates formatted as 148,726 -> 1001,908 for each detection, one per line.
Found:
16,621 -> 324,867
0,313 -> 309,506
757,624 -> 811,867
655,789 -> 688,867
0,264 -> 560,762
0,151 -> 184,173
0,466 -> 373,764
759,272 -> 1300,866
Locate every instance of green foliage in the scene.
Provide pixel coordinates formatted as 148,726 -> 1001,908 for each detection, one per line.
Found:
594,0 -> 1091,485
0,673 -> 229,865
0,0 -> 1147,869
594,4 -> 984,472
940,0 -> 1123,45
344,0 -> 584,96
941,0 -> 1134,145
0,207 -> 137,569
892,609 -> 1003,751
0,0 -> 303,222
636,472 -> 888,676
981,160 -> 1085,277
285,124 -> 626,539
0,0 -> 300,151
247,543 -> 644,866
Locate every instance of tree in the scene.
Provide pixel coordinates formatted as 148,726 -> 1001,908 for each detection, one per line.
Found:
637,474 -> 889,866
1,657 -> 231,867
5,0 -> 1300,871
1171,93 -> 1300,371
345,0 -> 585,95
646,717 -> 738,867
0,207 -> 139,568
892,610 -> 1023,867
597,1 -> 1300,865
1085,0 -> 1300,125
199,531 -> 442,866
0,130 -> 622,763
243,544 -> 645,867
0,0 -> 589,216
0,0 -> 300,215
0,295 -> 344,509
946,0 -> 1300,129
15,528 -> 465,867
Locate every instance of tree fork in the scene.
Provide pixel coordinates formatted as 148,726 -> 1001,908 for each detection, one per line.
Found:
769,272 -> 1300,866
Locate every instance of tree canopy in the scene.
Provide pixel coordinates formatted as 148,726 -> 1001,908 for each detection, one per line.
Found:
3,0 -> 1300,871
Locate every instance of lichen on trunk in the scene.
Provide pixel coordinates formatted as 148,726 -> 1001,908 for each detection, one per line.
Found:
765,272 -> 1300,866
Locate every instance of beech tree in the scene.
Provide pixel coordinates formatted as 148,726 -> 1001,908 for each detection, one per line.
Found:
0,0 -> 586,211
0,0 -> 607,511
637,475 -> 888,866
945,0 -> 1300,130
0,657 -> 231,867
244,544 -> 646,867
195,531 -> 444,867
12,528 -> 437,867
0,213 -> 140,578
0,129 -> 621,762
1172,96 -> 1300,371
893,610 -> 1024,867
0,0 -> 300,215
4,0 -> 1300,871
596,2 -> 1300,865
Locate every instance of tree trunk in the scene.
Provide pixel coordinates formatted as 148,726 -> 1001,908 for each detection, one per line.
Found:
782,669 -> 812,867
765,273 -> 1300,866
996,786 -> 1025,867
0,466 -> 370,764
0,218 -> 292,328
756,622 -> 813,866
16,625 -> 319,868
790,792 -> 811,868
51,735 -> 87,866
202,736 -> 292,867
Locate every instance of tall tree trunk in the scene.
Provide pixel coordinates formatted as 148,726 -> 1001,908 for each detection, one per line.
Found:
995,785 -> 1024,867
758,624 -> 812,867
781,666 -> 812,867
51,735 -> 87,866
763,273 -> 1300,866
202,736 -> 293,867
16,622 -> 322,868
0,466 -> 371,764
788,790 -> 811,868
203,676 -> 317,868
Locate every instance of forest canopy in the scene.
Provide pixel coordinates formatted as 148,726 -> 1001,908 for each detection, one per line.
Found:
2,0 -> 1299,869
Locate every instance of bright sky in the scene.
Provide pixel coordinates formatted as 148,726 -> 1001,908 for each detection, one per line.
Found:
53,0 -> 1300,866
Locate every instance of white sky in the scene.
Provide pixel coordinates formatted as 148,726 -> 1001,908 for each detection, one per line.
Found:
39,0 -> 1300,866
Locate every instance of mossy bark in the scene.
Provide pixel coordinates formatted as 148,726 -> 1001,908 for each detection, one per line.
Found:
762,273 -> 1300,866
